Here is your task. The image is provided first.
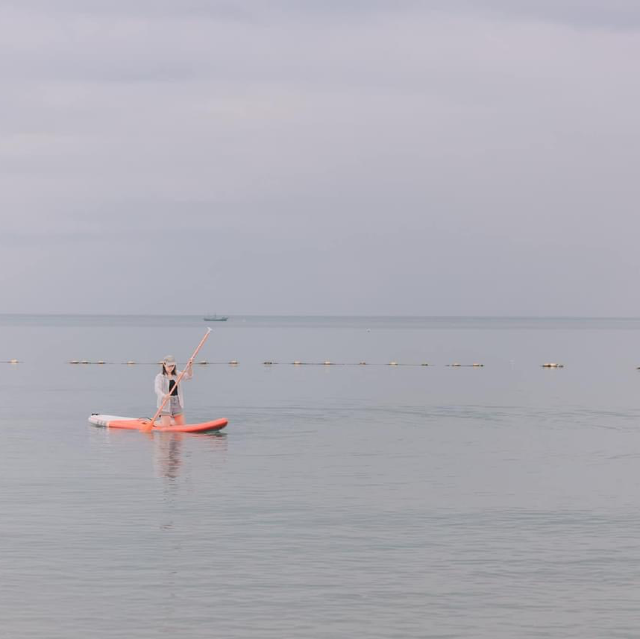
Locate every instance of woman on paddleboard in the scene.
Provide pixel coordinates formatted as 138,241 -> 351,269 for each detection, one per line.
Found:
154,355 -> 193,427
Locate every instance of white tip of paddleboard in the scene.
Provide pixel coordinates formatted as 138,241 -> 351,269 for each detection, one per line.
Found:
88,414 -> 134,427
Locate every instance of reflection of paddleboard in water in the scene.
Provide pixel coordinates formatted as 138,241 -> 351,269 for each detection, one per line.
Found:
89,414 -> 228,433
154,433 -> 184,480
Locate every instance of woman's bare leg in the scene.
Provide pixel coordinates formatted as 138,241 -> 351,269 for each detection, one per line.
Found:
160,415 -> 172,427
174,413 -> 186,426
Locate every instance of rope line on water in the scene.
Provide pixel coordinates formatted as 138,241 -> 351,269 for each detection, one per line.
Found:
0,360 -> 576,367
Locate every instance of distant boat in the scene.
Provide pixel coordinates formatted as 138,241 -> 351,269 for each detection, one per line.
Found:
203,314 -> 228,322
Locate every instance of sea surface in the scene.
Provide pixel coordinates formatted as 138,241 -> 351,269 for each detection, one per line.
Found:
2,315 -> 640,638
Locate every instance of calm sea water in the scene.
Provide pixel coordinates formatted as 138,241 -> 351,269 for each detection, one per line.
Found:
2,315 -> 640,638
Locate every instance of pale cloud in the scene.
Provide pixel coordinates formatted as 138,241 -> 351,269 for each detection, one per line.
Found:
0,1 -> 639,314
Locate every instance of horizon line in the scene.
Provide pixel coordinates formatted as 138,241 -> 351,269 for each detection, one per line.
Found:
1,313 -> 640,320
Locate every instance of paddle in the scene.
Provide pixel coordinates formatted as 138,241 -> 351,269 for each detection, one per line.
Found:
141,328 -> 212,431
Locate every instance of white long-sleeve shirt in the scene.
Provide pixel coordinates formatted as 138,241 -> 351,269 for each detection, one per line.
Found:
154,367 -> 193,409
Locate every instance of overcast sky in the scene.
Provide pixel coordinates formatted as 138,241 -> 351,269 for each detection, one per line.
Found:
1,0 -> 639,315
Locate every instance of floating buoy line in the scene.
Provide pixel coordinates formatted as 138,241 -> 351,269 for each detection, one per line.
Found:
62,360 -> 481,366
65,360 -> 242,365
0,360 -> 576,368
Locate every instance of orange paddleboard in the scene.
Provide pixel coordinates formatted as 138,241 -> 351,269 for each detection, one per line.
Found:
89,414 -> 228,433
